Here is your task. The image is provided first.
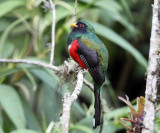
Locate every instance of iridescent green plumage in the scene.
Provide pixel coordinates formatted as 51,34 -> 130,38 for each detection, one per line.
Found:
67,20 -> 108,76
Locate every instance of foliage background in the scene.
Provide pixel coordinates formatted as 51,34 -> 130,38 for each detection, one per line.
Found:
0,0 -> 159,133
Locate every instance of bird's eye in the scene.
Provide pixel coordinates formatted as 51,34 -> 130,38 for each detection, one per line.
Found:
79,23 -> 85,28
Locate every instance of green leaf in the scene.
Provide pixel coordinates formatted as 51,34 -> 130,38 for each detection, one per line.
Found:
95,0 -> 122,13
102,120 -> 123,133
38,83 -> 62,124
17,62 -> 62,124
72,101 -> 86,117
40,2 -> 89,35
0,19 -> 10,32
0,109 -> 3,126
120,0 -> 133,22
0,0 -> 25,18
77,117 -> 93,128
0,125 -> 4,133
0,84 -> 26,129
0,67 -> 22,79
10,129 -> 39,133
28,67 -> 59,89
0,41 -> 15,58
70,124 -> 93,133
71,101 -> 86,123
89,22 -> 147,68
106,107 -> 129,120
20,96 -> 42,133
0,15 -> 29,55
19,65 -> 37,91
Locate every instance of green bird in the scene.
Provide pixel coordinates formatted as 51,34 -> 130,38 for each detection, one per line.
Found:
67,20 -> 108,129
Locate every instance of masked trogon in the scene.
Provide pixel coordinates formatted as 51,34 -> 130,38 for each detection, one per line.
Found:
67,20 -> 108,129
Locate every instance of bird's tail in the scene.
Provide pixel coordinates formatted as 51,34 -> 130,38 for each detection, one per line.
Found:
93,84 -> 101,129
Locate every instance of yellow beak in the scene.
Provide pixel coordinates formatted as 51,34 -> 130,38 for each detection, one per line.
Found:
71,23 -> 78,28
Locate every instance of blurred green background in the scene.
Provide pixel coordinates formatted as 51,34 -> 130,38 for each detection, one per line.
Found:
0,0 -> 159,133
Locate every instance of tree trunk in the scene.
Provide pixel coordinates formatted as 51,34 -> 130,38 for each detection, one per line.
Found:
142,0 -> 160,133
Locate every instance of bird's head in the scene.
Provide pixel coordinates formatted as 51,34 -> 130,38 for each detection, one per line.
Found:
71,20 -> 95,34
67,20 -> 95,45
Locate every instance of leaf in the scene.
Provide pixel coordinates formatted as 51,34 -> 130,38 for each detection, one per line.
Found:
0,41 -> 15,58
0,67 -> 22,79
70,124 -> 93,133
19,64 -> 37,91
118,96 -> 145,132
0,15 -> 29,55
22,62 -> 59,90
0,19 -> 10,32
102,119 -> 123,133
137,96 -> 145,116
77,117 -> 93,128
10,129 -> 39,133
40,2 -> 89,35
118,96 -> 137,115
120,0 -> 133,22
95,0 -> 122,13
71,101 -> 86,122
0,0 -> 25,18
38,83 -> 62,124
20,96 -> 42,133
89,22 -> 147,68
105,106 -> 131,120
29,68 -> 58,89
18,62 -> 62,124
0,109 -> 3,126
76,116 -> 122,133
0,84 -> 26,129
95,0 -> 136,35
0,125 -> 4,133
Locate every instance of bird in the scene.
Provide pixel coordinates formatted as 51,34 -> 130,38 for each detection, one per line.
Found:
67,20 -> 108,129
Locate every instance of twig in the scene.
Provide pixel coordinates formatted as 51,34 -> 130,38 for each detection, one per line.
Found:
46,121 -> 54,133
142,1 -> 160,133
49,0 -> 56,65
74,0 -> 78,22
0,58 -> 94,90
60,70 -> 83,133
83,79 -> 94,91
0,59 -> 60,71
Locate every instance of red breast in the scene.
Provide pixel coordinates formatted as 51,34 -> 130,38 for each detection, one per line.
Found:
69,39 -> 87,69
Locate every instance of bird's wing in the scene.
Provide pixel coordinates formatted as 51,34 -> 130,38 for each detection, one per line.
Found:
77,38 -> 105,84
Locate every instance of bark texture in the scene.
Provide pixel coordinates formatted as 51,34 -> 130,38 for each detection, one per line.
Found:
142,1 -> 160,133
60,70 -> 83,133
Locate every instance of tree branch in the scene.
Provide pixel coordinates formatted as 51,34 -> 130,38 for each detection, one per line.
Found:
48,0 -> 56,65
83,79 -> 94,91
60,70 -> 83,133
0,58 -> 60,71
74,0 -> 78,22
142,1 -> 160,133
0,58 -> 94,91
46,121 -> 54,133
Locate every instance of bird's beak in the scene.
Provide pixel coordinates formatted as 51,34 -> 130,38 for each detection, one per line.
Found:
71,23 -> 78,28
